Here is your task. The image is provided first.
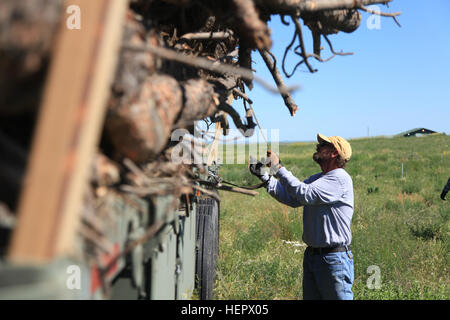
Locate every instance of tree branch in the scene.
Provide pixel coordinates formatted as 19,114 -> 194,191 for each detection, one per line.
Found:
231,0 -> 272,50
180,30 -> 234,40
359,4 -> 401,27
258,49 -> 299,116
291,16 -> 318,73
123,43 -> 299,95
254,0 -> 394,14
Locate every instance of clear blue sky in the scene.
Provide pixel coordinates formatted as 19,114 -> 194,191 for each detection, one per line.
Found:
228,0 -> 450,142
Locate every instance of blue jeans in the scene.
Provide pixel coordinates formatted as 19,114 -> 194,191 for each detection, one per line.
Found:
302,248 -> 354,300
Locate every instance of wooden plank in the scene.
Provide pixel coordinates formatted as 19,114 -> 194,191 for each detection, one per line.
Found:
8,0 -> 129,263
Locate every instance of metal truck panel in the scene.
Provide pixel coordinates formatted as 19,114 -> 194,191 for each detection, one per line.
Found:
176,202 -> 197,300
0,259 -> 90,299
149,224 -> 177,300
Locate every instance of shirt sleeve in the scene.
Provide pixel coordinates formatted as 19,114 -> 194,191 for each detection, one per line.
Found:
262,173 -> 303,208
275,167 -> 345,205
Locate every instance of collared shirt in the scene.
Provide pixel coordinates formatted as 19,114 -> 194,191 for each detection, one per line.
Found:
262,167 -> 354,248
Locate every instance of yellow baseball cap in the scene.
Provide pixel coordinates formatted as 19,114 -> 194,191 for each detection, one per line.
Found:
317,133 -> 352,161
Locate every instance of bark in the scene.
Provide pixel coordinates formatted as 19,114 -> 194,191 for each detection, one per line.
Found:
238,44 -> 254,89
106,75 -> 219,163
254,0 -> 391,14
174,79 -> 218,128
0,0 -> 63,115
106,75 -> 183,163
112,13 -> 159,108
231,0 -> 272,51
302,9 -> 361,36
318,9 -> 361,33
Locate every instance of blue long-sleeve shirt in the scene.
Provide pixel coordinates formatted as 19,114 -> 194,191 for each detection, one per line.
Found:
262,167 -> 354,248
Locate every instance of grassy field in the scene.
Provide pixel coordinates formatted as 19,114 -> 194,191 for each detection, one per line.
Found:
213,134 -> 449,300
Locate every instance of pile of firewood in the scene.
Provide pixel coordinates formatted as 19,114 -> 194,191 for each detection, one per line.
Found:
0,0 -> 401,210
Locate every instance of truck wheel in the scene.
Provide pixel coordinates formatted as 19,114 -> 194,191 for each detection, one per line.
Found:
195,197 -> 219,300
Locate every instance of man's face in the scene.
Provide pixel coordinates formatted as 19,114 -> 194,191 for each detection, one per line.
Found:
313,141 -> 335,165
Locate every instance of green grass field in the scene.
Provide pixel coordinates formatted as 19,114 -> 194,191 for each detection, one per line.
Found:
213,134 -> 449,300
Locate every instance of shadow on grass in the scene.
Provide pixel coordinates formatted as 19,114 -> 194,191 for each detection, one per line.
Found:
409,222 -> 444,241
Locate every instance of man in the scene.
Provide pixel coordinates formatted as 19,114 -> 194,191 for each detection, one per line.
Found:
249,133 -> 354,300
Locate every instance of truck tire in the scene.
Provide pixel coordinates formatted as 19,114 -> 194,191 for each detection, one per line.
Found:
195,197 -> 219,300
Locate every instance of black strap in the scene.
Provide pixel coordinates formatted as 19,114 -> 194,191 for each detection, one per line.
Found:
220,178 -> 270,190
307,245 -> 350,255
198,177 -> 270,190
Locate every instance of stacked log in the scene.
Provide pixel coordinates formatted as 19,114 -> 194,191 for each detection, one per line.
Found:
106,75 -> 183,163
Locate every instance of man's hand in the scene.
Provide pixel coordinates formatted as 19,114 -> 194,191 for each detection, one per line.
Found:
266,150 -> 282,173
249,156 -> 265,180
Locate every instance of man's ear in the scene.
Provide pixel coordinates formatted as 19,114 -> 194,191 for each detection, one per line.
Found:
331,150 -> 339,159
